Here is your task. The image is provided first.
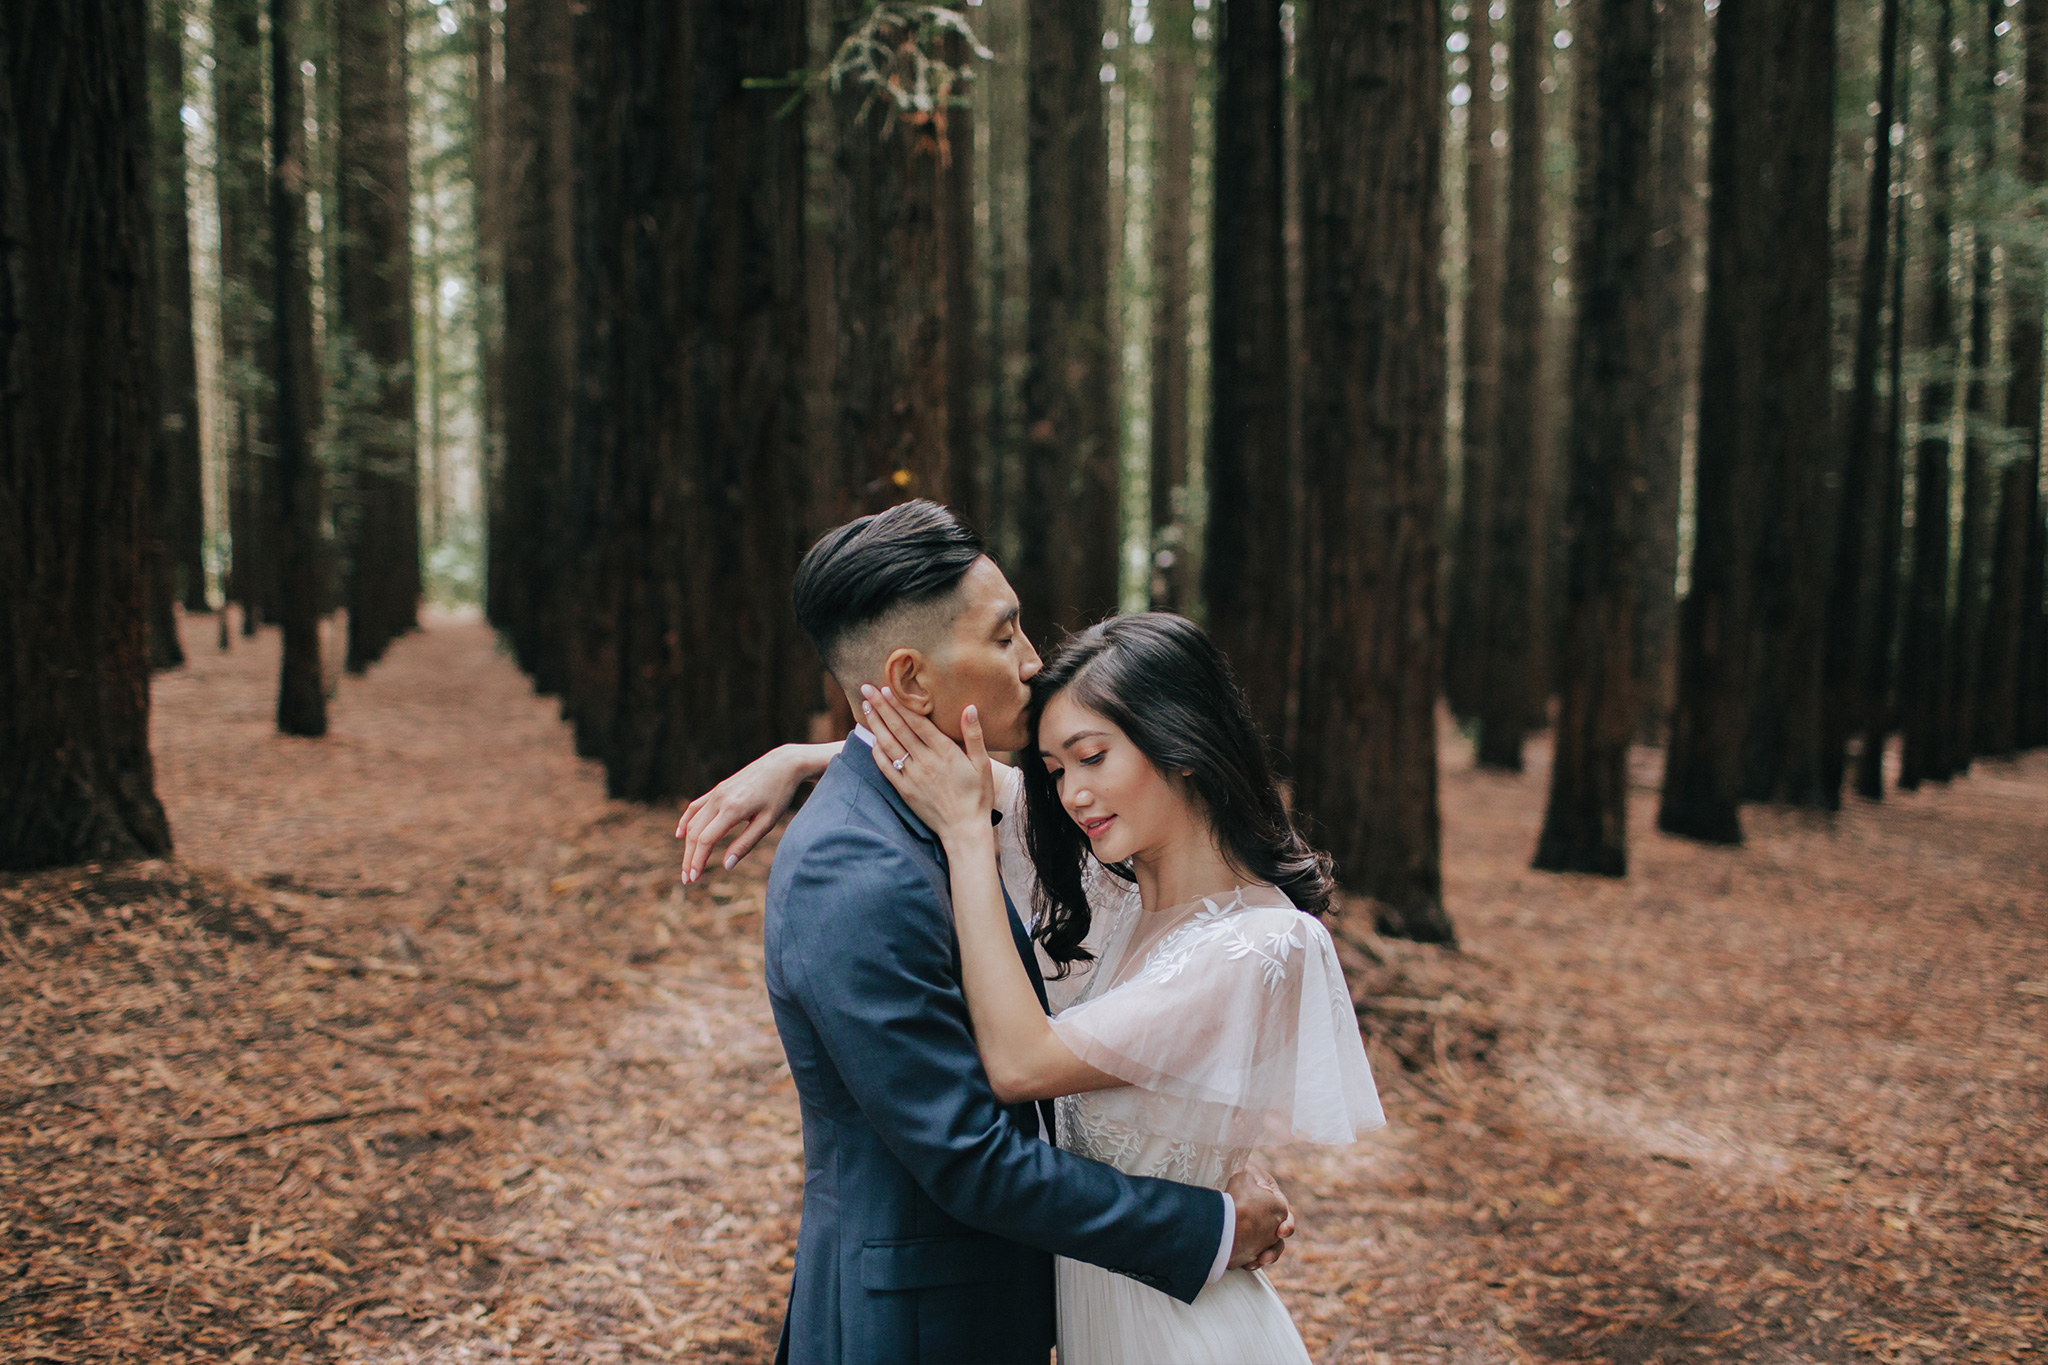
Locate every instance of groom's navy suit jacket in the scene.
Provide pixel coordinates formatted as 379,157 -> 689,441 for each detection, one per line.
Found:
763,735 -> 1223,1364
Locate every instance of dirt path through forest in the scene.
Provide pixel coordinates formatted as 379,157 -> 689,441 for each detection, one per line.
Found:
3,613 -> 2043,1363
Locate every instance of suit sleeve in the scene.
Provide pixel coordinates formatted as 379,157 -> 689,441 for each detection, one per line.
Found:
778,825 -> 1224,1304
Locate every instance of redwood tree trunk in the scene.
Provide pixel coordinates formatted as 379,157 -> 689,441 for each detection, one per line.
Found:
1820,0 -> 1902,805
1983,0 -> 2040,756
1,0 -> 176,868
1900,0 -> 1958,791
1148,0 -> 1194,616
1294,0 -> 1456,945
1204,0 -> 1296,754
560,0 -> 812,801
1535,0 -> 1658,877
2003,0 -> 2048,750
496,0 -> 576,692
1952,1 -> 2000,768
1660,0 -> 1837,842
1635,0 -> 1701,745
1020,0 -> 1119,636
1475,0 -> 1547,772
824,3 -> 957,520
214,0 -> 272,636
152,0 -> 207,623
271,0 -> 327,737
1857,110 -> 1912,802
336,0 -> 420,674
1448,0 -> 1503,723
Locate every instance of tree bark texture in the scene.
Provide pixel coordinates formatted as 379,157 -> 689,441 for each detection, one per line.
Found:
1659,0 -> 1837,841
1734,0 -> 1838,809
1148,0 -> 1195,616
1857,107 -> 1912,802
147,0 -> 192,676
1475,0 -> 1548,771
1900,0 -> 1958,790
558,0 -> 813,801
1020,0 -> 1119,637
336,0 -> 420,674
1204,0 -> 1297,756
1294,0 -> 1456,945
1634,0 -> 1702,743
270,0 -> 327,737
1819,0 -> 1901,805
822,3 -> 960,523
152,0 -> 207,624
1983,3 -> 2040,757
944,20 -> 982,535
494,0 -> 576,693
2000,0 -> 2048,750
1952,2 -> 2001,768
1448,0 -> 1502,723
1204,0 -> 1296,754
1534,0 -> 1657,877
214,0 -> 273,635
472,0 -> 507,625
1,0 -> 176,868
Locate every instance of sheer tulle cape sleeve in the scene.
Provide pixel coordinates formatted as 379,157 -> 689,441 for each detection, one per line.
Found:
1048,902 -> 1385,1149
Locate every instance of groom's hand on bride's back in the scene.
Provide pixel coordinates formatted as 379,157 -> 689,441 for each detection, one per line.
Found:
1225,1166 -> 1295,1272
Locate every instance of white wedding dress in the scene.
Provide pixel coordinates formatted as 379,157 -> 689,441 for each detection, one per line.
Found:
993,769 -> 1385,1365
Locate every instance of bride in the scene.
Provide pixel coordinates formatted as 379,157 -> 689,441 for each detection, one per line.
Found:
684,613 -> 1383,1364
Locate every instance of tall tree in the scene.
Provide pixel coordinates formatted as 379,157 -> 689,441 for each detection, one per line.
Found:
214,0 -> 272,636
1474,0 -> 1547,771
2016,0 -> 2048,750
560,0 -> 812,799
151,0 -> 207,626
943,15 -> 983,534
1736,0 -> 1840,808
1294,0 -> 1456,944
1203,0 -> 1296,754
1535,0 -> 1658,877
1900,0 -> 1959,790
1857,76 -> 1914,801
821,4 -> 968,520
1,0 -> 176,868
1951,0 -> 2001,768
1019,0 -> 1119,635
493,0 -> 575,691
335,0 -> 420,673
270,0 -> 327,736
471,0 -> 505,618
1448,0 -> 1504,722
1635,0 -> 1702,743
1985,0 -> 2048,756
1820,0 -> 1903,805
1148,0 -> 1196,616
1659,0 -> 1838,842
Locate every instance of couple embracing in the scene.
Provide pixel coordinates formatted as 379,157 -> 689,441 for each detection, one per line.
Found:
680,501 -> 1383,1364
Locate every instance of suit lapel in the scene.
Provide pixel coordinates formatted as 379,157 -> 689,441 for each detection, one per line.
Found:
842,738 -> 1057,1140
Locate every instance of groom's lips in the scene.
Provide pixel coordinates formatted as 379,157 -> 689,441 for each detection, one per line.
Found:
1080,815 -> 1115,839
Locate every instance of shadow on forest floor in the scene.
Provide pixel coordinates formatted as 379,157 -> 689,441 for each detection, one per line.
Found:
1,610 -> 2042,1363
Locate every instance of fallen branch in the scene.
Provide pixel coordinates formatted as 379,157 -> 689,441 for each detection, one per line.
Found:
304,1023 -> 461,1061
178,1104 -> 420,1144
302,951 -> 517,990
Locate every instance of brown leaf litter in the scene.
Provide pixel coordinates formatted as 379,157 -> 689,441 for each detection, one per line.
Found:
2,610 -> 2042,1362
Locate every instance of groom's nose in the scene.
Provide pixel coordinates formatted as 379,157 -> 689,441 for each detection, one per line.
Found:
1019,633 -> 1042,681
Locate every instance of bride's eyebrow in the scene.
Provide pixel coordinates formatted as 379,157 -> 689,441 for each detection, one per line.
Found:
1060,730 -> 1109,751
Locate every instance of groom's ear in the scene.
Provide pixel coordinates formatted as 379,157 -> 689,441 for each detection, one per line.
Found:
881,648 -> 937,715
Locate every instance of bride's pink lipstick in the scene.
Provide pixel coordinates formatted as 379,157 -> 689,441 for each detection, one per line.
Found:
1080,815 -> 1116,839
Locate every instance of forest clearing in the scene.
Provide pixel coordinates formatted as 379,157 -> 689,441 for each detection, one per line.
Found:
4,613 -> 2041,1365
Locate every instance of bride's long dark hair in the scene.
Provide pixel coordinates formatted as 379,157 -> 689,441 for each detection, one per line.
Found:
1022,613 -> 1336,972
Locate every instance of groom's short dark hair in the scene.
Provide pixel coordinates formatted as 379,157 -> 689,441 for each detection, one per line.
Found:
793,500 -> 986,672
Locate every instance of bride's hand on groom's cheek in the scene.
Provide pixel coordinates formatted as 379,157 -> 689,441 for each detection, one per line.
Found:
860,685 -> 994,839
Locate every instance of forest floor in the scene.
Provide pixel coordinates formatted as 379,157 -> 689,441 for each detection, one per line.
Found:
2,611 -> 2043,1365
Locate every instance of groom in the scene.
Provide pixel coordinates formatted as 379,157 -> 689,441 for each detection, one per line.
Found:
763,500 -> 1292,1364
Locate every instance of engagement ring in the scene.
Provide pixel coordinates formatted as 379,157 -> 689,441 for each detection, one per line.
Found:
892,756 -> 906,772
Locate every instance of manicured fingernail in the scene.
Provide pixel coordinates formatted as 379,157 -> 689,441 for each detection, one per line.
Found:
862,702 -> 872,714
861,684 -> 875,697
881,687 -> 892,699
724,855 -> 736,869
